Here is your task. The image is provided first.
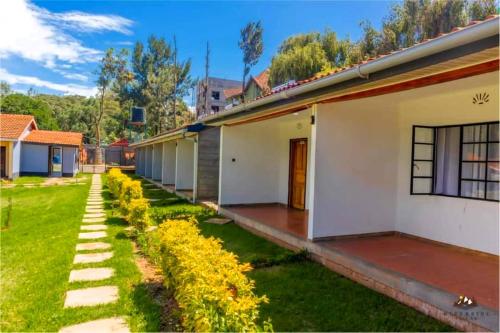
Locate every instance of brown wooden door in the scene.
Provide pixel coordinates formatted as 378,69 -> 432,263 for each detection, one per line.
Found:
0,147 -> 6,178
288,138 -> 307,210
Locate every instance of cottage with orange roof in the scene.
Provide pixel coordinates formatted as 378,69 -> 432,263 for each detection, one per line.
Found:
0,113 -> 82,179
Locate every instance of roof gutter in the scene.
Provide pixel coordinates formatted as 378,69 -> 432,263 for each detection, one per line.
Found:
203,17 -> 499,124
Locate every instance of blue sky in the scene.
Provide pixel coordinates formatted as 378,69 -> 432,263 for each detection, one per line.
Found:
0,0 -> 393,103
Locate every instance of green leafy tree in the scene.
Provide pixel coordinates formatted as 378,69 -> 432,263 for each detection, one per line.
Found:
468,0 -> 498,20
0,93 -> 58,130
238,21 -> 263,101
1,81 -> 12,96
95,48 -> 128,163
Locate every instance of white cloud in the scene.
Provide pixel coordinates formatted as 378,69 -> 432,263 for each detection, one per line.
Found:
45,10 -> 133,35
0,0 -> 133,68
0,68 -> 97,97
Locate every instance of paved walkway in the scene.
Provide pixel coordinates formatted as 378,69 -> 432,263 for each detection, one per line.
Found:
60,174 -> 130,333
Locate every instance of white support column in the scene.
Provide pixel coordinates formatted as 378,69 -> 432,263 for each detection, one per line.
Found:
152,143 -> 163,181
307,104 -> 318,241
217,126 -> 224,207
192,135 -> 198,203
144,146 -> 152,178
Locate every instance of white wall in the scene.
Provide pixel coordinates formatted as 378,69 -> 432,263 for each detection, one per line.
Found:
219,110 -> 312,206
162,141 -> 176,184
152,143 -> 163,180
12,141 -> 21,177
312,71 -> 499,254
144,146 -> 152,178
175,139 -> 194,190
21,143 -> 48,173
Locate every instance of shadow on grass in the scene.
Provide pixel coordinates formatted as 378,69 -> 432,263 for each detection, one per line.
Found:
131,283 -> 164,332
106,216 -> 127,226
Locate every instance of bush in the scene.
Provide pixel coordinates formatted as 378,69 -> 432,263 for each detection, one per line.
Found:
108,168 -> 127,199
127,198 -> 151,230
155,219 -> 272,332
119,179 -> 143,215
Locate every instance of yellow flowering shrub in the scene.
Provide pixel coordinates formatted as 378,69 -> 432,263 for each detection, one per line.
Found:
119,179 -> 143,216
156,219 -> 272,332
108,168 -> 127,199
127,198 -> 151,230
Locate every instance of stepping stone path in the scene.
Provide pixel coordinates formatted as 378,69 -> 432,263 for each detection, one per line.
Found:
81,224 -> 108,231
59,317 -> 129,333
60,174 -> 130,333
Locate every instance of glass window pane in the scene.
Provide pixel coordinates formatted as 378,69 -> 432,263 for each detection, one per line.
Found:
414,144 -> 433,160
414,127 -> 433,144
463,143 -> 486,161
463,125 -> 487,142
461,180 -> 485,198
413,178 -> 432,194
489,123 -> 499,142
486,182 -> 499,201
413,161 -> 433,177
487,162 -> 500,181
488,143 -> 499,161
461,162 -> 485,180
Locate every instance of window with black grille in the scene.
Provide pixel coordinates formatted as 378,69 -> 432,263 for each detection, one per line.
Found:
410,121 -> 499,202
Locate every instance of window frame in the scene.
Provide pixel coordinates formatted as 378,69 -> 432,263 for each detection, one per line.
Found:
410,121 -> 499,202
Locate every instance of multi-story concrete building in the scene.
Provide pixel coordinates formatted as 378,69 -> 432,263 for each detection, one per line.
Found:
196,77 -> 241,119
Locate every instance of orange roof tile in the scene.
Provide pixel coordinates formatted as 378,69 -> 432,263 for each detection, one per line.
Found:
224,87 -> 243,99
24,130 -> 82,146
252,69 -> 270,92
0,113 -> 37,140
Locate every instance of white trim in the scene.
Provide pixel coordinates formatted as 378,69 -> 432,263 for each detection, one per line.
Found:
307,104 -> 318,240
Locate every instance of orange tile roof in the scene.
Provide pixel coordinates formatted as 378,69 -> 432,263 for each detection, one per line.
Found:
224,87 -> 243,99
252,69 -> 270,93
0,113 -> 37,140
24,130 -> 83,146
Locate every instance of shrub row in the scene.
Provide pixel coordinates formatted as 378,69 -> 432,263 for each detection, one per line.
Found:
107,168 -> 151,230
155,219 -> 272,332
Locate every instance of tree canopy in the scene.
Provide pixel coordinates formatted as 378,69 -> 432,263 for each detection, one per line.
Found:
269,0 -> 497,87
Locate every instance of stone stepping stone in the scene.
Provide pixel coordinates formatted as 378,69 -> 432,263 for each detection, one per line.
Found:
88,195 -> 102,199
86,205 -> 104,209
59,317 -> 129,333
64,285 -> 119,308
205,217 -> 233,225
78,231 -> 107,239
81,225 -> 107,231
147,198 -> 161,202
83,213 -> 105,218
73,251 -> 113,264
147,188 -> 161,191
87,201 -> 104,204
76,242 -> 111,251
86,208 -> 104,213
82,217 -> 106,223
69,267 -> 114,282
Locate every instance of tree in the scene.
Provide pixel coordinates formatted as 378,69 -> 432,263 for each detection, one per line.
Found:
268,31 -> 360,87
0,93 -> 58,130
0,81 -> 12,96
95,48 -> 129,163
238,21 -> 263,102
468,0 -> 498,20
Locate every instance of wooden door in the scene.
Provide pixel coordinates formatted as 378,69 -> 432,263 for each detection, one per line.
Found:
288,138 -> 308,210
0,147 -> 6,178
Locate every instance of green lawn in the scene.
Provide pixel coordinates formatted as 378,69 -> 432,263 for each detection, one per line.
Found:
137,179 -> 452,332
0,176 -> 160,332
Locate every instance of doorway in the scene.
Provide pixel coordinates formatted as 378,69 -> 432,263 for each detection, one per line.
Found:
0,146 -> 6,178
50,146 -> 62,177
288,138 -> 307,210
